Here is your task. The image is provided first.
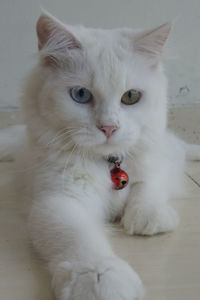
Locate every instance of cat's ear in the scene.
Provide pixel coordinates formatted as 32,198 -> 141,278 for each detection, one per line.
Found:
134,23 -> 172,65
36,13 -> 82,66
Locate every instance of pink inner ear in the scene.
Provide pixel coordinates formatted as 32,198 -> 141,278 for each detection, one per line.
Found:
134,23 -> 171,58
36,14 -> 82,68
37,15 -> 53,50
36,14 -> 82,51
43,55 -> 59,68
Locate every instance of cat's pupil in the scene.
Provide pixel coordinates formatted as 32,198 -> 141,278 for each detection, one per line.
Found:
79,88 -> 85,97
128,91 -> 132,98
70,86 -> 92,103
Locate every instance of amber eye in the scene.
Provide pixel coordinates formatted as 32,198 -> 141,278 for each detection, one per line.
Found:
121,89 -> 142,105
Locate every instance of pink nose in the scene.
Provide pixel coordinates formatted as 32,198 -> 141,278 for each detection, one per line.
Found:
99,125 -> 118,138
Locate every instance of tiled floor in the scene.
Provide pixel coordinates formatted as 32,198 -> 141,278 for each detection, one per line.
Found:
0,160 -> 199,300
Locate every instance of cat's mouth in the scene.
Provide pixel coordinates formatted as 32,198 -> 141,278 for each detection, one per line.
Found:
90,137 -> 130,156
74,129 -> 134,155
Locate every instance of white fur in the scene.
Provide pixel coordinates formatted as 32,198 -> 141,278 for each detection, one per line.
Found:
2,14 -> 197,300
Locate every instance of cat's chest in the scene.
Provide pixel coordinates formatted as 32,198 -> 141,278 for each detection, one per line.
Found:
60,158 -> 133,191
57,158 -> 132,219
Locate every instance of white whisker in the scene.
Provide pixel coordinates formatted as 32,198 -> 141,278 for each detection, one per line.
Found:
62,143 -> 78,192
46,128 -> 78,147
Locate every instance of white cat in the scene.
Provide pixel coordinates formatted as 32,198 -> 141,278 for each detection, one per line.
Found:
3,13 -> 194,300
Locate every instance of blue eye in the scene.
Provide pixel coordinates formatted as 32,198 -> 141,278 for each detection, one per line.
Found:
70,86 -> 93,103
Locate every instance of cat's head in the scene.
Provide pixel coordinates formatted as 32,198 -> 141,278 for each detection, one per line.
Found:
25,13 -> 171,156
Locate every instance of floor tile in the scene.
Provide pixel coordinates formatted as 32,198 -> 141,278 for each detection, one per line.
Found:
186,161 -> 200,185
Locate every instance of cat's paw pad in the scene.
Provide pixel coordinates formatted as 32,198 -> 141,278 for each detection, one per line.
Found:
122,203 -> 179,236
54,258 -> 144,300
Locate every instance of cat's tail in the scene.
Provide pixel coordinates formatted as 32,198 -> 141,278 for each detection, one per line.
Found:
0,125 -> 26,161
185,143 -> 200,161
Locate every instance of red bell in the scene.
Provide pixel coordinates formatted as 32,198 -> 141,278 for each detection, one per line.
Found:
110,165 -> 129,190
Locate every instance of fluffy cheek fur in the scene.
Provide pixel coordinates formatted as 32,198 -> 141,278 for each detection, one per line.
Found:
38,85 -> 143,155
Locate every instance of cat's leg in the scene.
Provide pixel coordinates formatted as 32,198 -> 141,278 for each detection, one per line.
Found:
29,194 -> 144,300
123,148 -> 185,237
122,180 -> 179,236
122,135 -> 185,236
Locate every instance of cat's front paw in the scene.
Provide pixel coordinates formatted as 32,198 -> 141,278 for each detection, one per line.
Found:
54,258 -> 144,300
122,202 -> 179,236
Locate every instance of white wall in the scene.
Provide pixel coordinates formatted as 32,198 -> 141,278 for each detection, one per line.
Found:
0,0 -> 200,109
